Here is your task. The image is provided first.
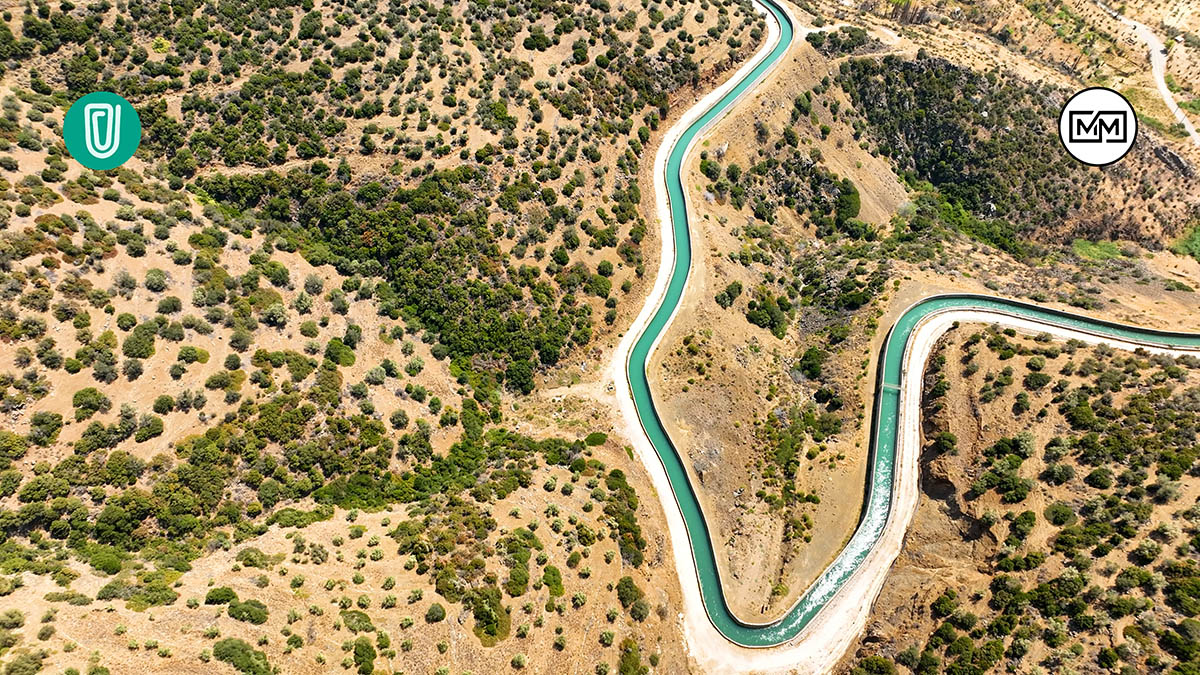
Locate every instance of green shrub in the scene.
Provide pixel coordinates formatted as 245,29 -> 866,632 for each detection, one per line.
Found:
342,610 -> 375,633
424,603 -> 446,623
542,566 -> 564,597
72,387 -> 111,420
227,599 -> 269,624
325,338 -> 356,366
352,635 -> 376,674
88,549 -> 122,575
205,587 -> 238,605
152,395 -> 175,414
121,324 -> 156,358
616,576 -> 643,609
235,547 -> 270,568
213,638 -> 271,675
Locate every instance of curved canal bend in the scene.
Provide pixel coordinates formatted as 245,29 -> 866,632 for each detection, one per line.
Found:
619,0 -> 1200,660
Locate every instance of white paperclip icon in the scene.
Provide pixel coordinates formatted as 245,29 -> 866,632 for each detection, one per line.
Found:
83,103 -> 121,159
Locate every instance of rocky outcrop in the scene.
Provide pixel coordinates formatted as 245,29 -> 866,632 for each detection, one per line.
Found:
1153,142 -> 1196,179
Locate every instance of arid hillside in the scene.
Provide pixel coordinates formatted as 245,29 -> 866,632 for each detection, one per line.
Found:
0,0 -> 771,671
1,0 -> 1200,672
842,325 -> 1200,674
647,0 -> 1200,624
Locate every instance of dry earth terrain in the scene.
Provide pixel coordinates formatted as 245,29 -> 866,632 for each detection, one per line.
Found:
839,325 -> 1200,673
647,0 -> 1200,624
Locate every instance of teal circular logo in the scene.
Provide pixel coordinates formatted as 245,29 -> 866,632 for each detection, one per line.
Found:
63,92 -> 141,170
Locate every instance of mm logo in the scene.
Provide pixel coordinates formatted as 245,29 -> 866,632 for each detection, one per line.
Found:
1058,87 -> 1137,167
1067,110 -> 1128,144
63,92 -> 141,171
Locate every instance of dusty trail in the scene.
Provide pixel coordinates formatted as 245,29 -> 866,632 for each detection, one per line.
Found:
1098,1 -> 1200,146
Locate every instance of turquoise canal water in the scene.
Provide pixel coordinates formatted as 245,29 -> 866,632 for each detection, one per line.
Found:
625,0 -> 1200,647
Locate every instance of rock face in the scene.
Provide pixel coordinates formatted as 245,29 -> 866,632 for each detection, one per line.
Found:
691,443 -> 721,483
1153,143 -> 1196,178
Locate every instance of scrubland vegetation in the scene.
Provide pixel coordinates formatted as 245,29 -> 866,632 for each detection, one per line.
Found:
0,0 -> 1197,670
849,327 -> 1200,674
675,36 -> 1198,610
0,0 -> 764,669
